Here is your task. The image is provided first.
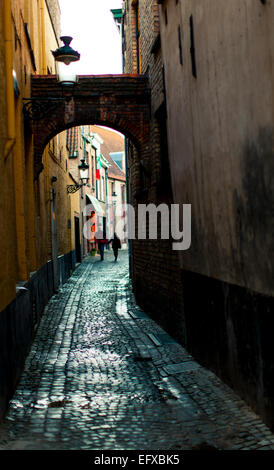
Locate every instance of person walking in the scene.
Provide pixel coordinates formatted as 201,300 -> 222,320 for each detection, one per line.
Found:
110,233 -> 121,262
98,240 -> 105,261
95,229 -> 108,261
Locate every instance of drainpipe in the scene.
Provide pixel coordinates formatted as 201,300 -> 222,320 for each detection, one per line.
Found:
40,0 -> 46,74
124,139 -> 132,276
4,0 -> 16,159
105,168 -> 109,241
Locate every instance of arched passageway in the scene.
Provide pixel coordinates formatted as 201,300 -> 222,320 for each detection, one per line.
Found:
26,72 -> 184,356
26,74 -> 151,179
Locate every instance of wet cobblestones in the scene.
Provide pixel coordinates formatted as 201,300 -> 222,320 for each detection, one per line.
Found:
1,250 -> 274,450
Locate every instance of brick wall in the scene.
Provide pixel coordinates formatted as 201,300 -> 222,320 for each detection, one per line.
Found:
122,0 -> 185,343
31,75 -> 151,178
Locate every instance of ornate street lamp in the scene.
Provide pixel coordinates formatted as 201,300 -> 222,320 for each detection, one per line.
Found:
52,36 -> 80,88
51,36 -> 80,87
52,36 -> 80,65
78,158 -> 89,185
23,36 -> 81,120
67,158 -> 90,194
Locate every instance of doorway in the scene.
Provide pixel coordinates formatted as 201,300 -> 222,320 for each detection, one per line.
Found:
74,216 -> 81,263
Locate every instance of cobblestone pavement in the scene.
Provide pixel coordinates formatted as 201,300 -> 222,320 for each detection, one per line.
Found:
1,250 -> 274,451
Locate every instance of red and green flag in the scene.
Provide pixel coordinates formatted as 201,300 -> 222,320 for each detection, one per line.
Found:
96,154 -> 102,180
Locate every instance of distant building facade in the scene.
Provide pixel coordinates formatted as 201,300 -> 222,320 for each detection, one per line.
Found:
91,126 -> 127,246
66,126 -> 106,258
66,125 -> 128,254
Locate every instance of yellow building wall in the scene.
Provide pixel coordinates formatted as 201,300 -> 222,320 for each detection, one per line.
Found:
0,0 -> 78,312
0,7 -> 18,310
66,140 -> 81,255
47,132 -> 73,258
37,128 -> 81,268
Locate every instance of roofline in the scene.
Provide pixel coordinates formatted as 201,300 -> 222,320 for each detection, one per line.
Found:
108,174 -> 126,182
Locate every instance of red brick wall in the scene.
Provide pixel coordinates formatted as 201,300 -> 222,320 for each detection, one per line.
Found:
30,75 -> 151,178
123,0 -> 185,343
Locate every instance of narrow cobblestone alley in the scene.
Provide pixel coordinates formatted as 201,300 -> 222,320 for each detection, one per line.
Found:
1,251 -> 274,452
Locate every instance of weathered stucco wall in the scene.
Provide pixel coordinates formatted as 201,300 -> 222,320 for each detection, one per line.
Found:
0,0 -> 18,312
159,0 -> 274,429
0,0 -> 6,152
36,130 -> 72,271
160,0 -> 274,296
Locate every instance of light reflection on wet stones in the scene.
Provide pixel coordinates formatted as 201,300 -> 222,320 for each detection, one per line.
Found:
1,251 -> 274,450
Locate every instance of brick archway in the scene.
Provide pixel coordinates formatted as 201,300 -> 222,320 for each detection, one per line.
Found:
28,75 -> 151,179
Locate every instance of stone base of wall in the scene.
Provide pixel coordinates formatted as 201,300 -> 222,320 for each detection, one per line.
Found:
134,278 -> 186,345
0,250 -> 77,421
132,239 -> 186,345
182,269 -> 274,431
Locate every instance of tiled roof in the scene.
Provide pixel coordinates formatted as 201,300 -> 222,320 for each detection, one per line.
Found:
107,157 -> 126,181
66,127 -> 79,157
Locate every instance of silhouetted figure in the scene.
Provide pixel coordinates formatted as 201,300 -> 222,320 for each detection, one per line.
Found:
110,233 -> 121,262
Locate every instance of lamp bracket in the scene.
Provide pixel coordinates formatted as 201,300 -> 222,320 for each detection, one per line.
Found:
23,97 -> 64,121
67,184 -> 82,194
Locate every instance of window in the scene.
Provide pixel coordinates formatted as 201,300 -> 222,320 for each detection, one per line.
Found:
178,25 -> 183,65
86,153 -> 90,181
101,176 -> 105,202
91,155 -> 95,187
190,15 -> 197,78
96,179 -> 100,200
121,185 -> 126,205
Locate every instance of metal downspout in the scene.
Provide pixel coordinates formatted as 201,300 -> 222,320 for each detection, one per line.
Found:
40,0 -> 46,74
4,0 -> 16,159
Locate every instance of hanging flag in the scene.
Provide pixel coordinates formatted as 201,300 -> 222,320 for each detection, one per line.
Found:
96,154 -> 102,180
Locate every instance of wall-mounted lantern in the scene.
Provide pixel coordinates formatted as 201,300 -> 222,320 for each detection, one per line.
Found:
67,158 -> 90,194
23,36 -> 81,120
52,36 -> 80,87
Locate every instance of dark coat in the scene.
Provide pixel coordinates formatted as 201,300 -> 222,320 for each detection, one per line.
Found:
111,236 -> 121,249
